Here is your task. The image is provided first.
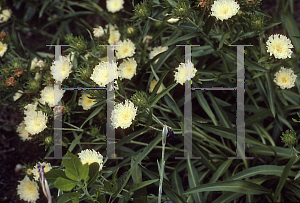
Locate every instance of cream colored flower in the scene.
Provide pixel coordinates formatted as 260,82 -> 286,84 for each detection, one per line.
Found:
107,25 -> 121,45
78,149 -> 103,171
167,18 -> 180,23
266,34 -> 294,59
24,103 -> 38,116
50,56 -> 73,81
106,0 -> 124,13
17,176 -> 39,203
116,39 -> 136,59
149,79 -> 163,94
39,86 -> 65,107
211,0 -> 239,21
24,111 -> 48,135
17,121 -> 31,141
111,100 -> 137,129
90,61 -> 118,87
31,162 -> 52,181
118,58 -> 137,80
149,46 -> 168,63
36,60 -> 45,69
174,61 -> 197,85
68,52 -> 75,62
13,90 -> 23,101
274,67 -> 297,89
142,35 -> 153,44
93,26 -> 104,38
0,41 -> 8,57
30,58 -> 38,71
0,9 -> 11,23
78,93 -> 96,110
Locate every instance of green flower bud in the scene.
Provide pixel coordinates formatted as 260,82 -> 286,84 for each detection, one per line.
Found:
125,25 -> 136,36
250,15 -> 265,31
90,126 -> 101,137
281,130 -> 297,147
27,79 -> 40,92
65,34 -> 88,53
172,1 -> 190,18
133,0 -> 151,20
131,91 -> 148,111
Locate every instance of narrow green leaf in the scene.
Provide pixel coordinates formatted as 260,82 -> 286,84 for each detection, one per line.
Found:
195,89 -> 218,125
219,32 -> 230,49
130,179 -> 159,192
163,32 -> 199,47
148,83 -> 177,108
39,0 -> 50,18
187,159 -> 202,203
281,12 -> 300,54
149,70 -> 169,101
80,106 -> 103,129
203,16 -> 215,34
55,177 -> 77,191
294,171 -> 300,180
171,169 -> 184,195
57,192 -> 81,203
274,156 -> 298,200
184,180 -> 270,195
68,134 -> 82,153
265,72 -> 276,117
131,157 -> 142,184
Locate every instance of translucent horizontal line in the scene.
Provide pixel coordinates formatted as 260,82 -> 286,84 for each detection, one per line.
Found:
192,87 -> 237,90
61,87 -> 107,90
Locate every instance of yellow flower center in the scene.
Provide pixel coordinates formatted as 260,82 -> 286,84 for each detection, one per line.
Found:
123,48 -> 128,54
281,77 -> 287,83
0,45 -> 3,52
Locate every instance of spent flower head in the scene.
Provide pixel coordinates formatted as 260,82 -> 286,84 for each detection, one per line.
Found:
273,67 -> 297,89
211,0 -> 240,21
266,34 -> 294,59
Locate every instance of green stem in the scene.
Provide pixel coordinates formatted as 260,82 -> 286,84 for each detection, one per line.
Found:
158,138 -> 166,203
82,184 -> 94,202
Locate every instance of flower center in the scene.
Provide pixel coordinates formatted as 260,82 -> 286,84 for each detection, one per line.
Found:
123,48 -> 128,54
281,77 -> 287,83
0,45 -> 3,52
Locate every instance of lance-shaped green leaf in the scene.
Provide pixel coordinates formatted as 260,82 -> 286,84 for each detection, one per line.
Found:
184,180 -> 270,195
130,179 -> 159,192
187,158 -> 203,203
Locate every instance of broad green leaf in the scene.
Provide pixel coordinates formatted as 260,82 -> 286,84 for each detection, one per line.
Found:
167,0 -> 178,7
129,179 -> 159,192
187,158 -> 203,203
62,151 -> 82,181
78,163 -> 89,182
88,163 -> 100,186
274,156 -> 298,200
57,192 -> 81,203
45,169 -> 68,185
184,180 -> 270,195
55,177 -> 77,191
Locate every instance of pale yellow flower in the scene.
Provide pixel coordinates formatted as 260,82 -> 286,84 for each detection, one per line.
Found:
174,61 -> 197,85
90,61 -> 118,87
17,121 -> 31,141
149,79 -> 163,94
36,60 -> 45,69
93,26 -> 104,38
78,149 -> 103,171
111,100 -> 137,129
0,41 -> 8,57
266,34 -> 294,59
107,25 -> 121,45
50,56 -> 73,81
17,176 -> 39,203
13,90 -> 23,101
274,67 -> 297,89
167,18 -> 180,23
24,103 -> 38,116
116,39 -> 136,59
118,58 -> 137,80
30,58 -> 38,71
24,111 -> 48,135
106,0 -> 124,13
149,46 -> 168,63
0,9 -> 11,23
39,86 -> 65,107
78,93 -> 96,110
31,162 -> 52,181
211,0 -> 239,21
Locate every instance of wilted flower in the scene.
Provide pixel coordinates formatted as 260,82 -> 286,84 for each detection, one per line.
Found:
13,90 -> 23,101
106,0 -> 124,13
118,58 -> 137,80
142,35 -> 153,44
0,41 -> 7,57
17,176 -> 39,203
17,121 -> 31,141
174,61 -> 197,85
31,162 -> 52,181
274,67 -> 297,89
111,100 -> 137,129
78,93 -> 96,110
149,46 -> 168,63
39,86 -> 65,107
116,39 -> 136,59
5,77 -> 15,86
50,56 -> 73,81
78,149 -> 104,171
24,111 -> 48,135
266,34 -> 294,59
30,58 -> 38,71
149,79 -> 163,94
0,9 -> 11,23
211,0 -> 240,21
93,26 -> 104,38
90,61 -> 118,87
